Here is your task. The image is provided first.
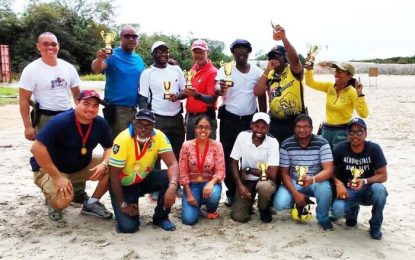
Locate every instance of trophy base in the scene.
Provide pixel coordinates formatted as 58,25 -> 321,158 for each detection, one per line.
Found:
163,94 -> 171,100
224,80 -> 233,87
185,84 -> 195,90
297,180 -> 304,186
260,175 -> 268,181
348,182 -> 358,188
272,32 -> 283,41
305,60 -> 314,67
101,48 -> 113,54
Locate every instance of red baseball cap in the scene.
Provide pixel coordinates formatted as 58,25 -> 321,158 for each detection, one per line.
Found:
191,39 -> 209,51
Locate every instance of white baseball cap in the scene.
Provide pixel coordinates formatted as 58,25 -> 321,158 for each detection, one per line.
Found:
252,112 -> 270,125
151,41 -> 168,53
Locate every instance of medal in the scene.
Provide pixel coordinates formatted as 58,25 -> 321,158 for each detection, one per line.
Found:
197,175 -> 204,182
195,139 -> 210,179
75,115 -> 93,156
134,163 -> 140,172
81,147 -> 87,155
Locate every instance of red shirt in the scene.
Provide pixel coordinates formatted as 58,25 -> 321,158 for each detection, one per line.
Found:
185,60 -> 218,113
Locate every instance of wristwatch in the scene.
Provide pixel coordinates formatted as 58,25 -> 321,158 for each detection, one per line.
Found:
245,167 -> 251,174
120,201 -> 128,209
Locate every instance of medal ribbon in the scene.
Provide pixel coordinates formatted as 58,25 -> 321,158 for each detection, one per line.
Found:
75,116 -> 93,150
195,139 -> 210,173
133,135 -> 152,162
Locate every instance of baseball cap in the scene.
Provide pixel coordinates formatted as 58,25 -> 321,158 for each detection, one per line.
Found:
230,39 -> 252,53
331,62 -> 355,76
78,90 -> 101,102
151,41 -> 168,53
135,109 -> 156,123
252,112 -> 270,125
267,45 -> 286,59
348,118 -> 367,130
191,39 -> 209,51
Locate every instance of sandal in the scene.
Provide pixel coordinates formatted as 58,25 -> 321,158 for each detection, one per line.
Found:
48,206 -> 63,221
153,219 -> 176,231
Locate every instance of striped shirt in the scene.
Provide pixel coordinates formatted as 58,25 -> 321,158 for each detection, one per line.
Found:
280,134 -> 333,179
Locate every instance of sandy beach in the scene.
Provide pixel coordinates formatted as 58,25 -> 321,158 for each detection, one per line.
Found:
1,74 -> 414,259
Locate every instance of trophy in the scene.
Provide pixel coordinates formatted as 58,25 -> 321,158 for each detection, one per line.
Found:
183,70 -> 196,90
100,30 -> 117,54
305,44 -> 321,66
163,81 -> 171,99
271,20 -> 283,41
220,61 -> 235,87
295,166 -> 309,186
257,162 -> 269,181
348,167 -> 365,188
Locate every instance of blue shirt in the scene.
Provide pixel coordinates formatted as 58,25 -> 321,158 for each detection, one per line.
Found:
36,110 -> 113,173
105,47 -> 146,106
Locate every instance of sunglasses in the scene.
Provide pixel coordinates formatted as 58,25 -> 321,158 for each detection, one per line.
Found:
348,130 -> 364,137
40,41 -> 58,47
123,34 -> 139,40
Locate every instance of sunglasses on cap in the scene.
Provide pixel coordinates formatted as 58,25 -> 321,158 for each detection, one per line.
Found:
123,34 -> 139,40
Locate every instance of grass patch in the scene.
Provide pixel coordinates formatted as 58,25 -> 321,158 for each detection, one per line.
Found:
0,87 -> 19,106
80,74 -> 105,81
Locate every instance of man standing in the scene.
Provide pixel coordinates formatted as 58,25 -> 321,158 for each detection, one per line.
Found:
138,41 -> 186,164
216,39 -> 266,207
230,112 -> 279,223
108,109 -> 178,233
254,26 -> 305,144
273,114 -> 334,230
184,39 -> 218,140
91,25 -> 146,139
332,118 -> 388,240
19,32 -> 86,203
31,90 -> 113,221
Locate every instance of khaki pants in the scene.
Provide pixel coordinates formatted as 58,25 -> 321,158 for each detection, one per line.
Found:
33,157 -> 101,199
231,179 -> 276,222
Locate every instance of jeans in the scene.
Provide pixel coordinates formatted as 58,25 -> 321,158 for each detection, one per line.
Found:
109,169 -> 170,233
182,182 -> 222,225
273,179 -> 332,224
321,125 -> 347,149
332,183 -> 388,231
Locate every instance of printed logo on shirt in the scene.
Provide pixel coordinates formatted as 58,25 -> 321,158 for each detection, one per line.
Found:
113,144 -> 120,154
50,77 -> 69,89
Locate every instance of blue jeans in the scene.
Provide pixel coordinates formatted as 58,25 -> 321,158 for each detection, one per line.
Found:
109,169 -> 170,233
332,183 -> 388,231
273,179 -> 332,224
182,182 -> 222,225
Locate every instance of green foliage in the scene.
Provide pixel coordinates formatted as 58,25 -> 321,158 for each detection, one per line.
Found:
353,55 -> 415,64
0,87 -> 18,106
80,73 -> 105,81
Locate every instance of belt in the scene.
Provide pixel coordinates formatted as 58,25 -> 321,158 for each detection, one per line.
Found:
38,109 -> 67,116
223,109 -> 253,121
323,123 -> 348,129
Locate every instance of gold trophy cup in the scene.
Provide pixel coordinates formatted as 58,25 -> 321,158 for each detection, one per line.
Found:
271,20 -> 283,41
183,70 -> 196,90
348,167 -> 365,188
220,61 -> 235,87
100,30 -> 117,54
257,162 -> 269,181
163,81 -> 171,99
296,166 -> 309,186
305,44 -> 321,66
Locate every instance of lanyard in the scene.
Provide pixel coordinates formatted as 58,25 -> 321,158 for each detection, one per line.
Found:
133,136 -> 152,161
195,139 -> 210,173
75,116 -> 93,155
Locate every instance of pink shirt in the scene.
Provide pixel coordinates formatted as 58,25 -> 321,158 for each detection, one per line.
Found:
179,139 -> 225,185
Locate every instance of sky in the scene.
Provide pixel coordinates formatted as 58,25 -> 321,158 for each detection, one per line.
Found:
12,0 -> 415,61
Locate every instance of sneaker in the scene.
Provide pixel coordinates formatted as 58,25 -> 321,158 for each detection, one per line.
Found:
346,218 -> 357,227
320,222 -> 334,231
72,192 -> 90,204
224,196 -> 234,207
260,209 -> 272,223
81,201 -> 113,219
153,218 -> 176,231
369,229 -> 383,240
207,212 -> 218,219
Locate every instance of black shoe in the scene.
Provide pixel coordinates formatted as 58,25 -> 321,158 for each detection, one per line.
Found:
320,222 -> 334,231
72,192 -> 90,204
260,209 -> 272,223
369,228 -> 383,240
346,218 -> 357,227
224,196 -> 234,207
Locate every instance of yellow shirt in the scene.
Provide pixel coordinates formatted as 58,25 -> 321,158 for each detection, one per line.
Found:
268,65 -> 304,119
305,69 -> 369,125
109,126 -> 172,186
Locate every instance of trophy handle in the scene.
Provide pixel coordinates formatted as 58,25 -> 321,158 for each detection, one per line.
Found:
111,31 -> 117,40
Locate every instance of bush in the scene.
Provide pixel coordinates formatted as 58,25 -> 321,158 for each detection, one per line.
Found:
80,74 -> 105,81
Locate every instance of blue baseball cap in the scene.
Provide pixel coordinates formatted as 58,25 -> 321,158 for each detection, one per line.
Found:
230,39 -> 252,53
135,109 -> 156,123
348,118 -> 367,130
267,45 -> 286,59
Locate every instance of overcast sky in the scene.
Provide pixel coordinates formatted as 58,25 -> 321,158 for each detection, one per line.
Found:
13,0 -> 415,61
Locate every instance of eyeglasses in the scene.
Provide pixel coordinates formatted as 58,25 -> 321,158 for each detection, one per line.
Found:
195,125 -> 212,131
123,34 -> 139,40
348,130 -> 364,137
295,125 -> 311,130
40,41 -> 58,47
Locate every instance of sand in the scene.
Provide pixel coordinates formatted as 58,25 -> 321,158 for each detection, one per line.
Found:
0,74 -> 414,259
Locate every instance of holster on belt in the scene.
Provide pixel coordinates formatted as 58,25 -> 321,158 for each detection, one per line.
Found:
29,100 -> 40,128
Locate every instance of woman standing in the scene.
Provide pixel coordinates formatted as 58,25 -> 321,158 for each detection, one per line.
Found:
179,116 -> 225,225
305,62 -> 369,148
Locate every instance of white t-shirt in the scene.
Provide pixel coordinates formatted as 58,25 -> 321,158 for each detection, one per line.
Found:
216,63 -> 263,116
19,58 -> 81,111
139,64 -> 185,116
230,131 -> 280,181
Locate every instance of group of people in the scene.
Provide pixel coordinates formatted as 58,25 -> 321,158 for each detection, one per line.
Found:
19,25 -> 388,240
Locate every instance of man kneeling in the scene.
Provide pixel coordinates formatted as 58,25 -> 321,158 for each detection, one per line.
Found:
31,90 -> 113,221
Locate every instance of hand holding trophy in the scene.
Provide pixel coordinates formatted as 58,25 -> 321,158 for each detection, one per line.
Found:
257,162 -> 269,181
100,30 -> 117,54
305,44 -> 321,67
295,165 -> 309,186
348,167 -> 365,188
271,20 -> 284,41
163,81 -> 171,100
220,60 -> 235,87
183,70 -> 196,90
